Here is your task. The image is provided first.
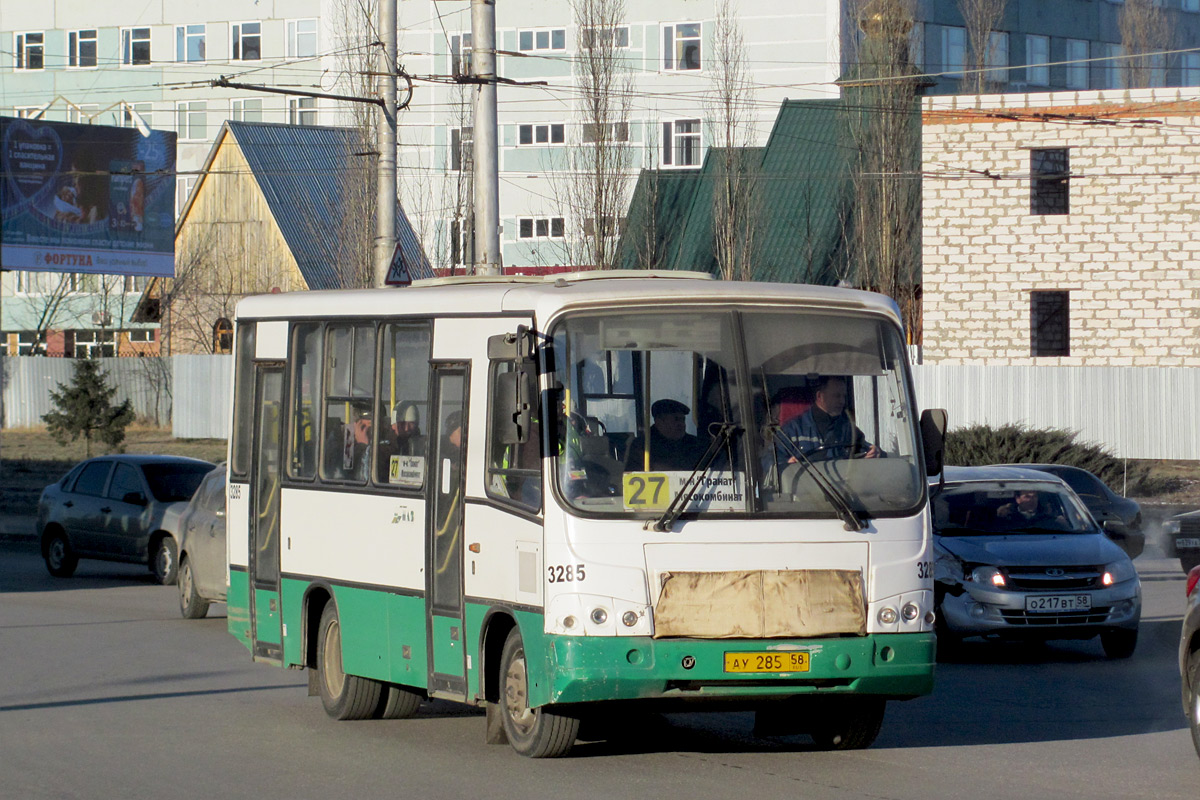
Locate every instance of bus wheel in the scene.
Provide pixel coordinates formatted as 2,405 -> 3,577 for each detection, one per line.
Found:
376,683 -> 423,720
499,629 -> 579,758
316,604 -> 382,720
178,557 -> 210,619
809,698 -> 885,750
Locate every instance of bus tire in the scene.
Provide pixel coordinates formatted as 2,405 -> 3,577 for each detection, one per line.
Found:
499,629 -> 579,758
316,603 -> 383,720
178,557 -> 210,619
809,697 -> 886,750
376,683 -> 422,720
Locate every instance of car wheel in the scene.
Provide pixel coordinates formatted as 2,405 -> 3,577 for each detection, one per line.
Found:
316,603 -> 382,720
809,697 -> 886,750
152,536 -> 178,586
178,557 -> 210,619
1188,649 -> 1200,759
43,530 -> 79,578
1183,555 -> 1200,574
1100,627 -> 1138,659
499,628 -> 579,757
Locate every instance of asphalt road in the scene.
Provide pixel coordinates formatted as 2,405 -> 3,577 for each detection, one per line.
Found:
1,539 -> 1196,800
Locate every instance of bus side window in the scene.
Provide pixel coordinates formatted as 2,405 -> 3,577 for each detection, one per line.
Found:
486,360 -> 542,511
320,323 -> 376,483
288,323 -> 322,479
374,322 -> 432,487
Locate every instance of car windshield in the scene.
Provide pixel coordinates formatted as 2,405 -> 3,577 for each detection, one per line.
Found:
932,480 -> 1095,535
548,307 -> 924,519
142,462 -> 215,502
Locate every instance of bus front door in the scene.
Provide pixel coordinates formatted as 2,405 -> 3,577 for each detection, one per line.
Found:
426,365 -> 469,698
248,364 -> 284,664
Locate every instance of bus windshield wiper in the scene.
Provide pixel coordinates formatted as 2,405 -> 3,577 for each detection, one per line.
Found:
652,422 -> 741,532
768,427 -> 866,532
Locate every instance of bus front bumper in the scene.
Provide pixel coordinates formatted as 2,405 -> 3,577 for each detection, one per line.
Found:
543,632 -> 934,706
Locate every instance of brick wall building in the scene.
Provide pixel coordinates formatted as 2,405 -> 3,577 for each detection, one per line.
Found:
921,88 -> 1200,366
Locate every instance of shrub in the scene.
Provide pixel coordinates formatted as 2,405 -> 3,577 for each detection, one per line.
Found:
943,423 -> 1154,494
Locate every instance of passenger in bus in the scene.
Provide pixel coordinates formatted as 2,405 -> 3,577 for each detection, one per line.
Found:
766,376 -> 878,468
346,406 -> 374,481
624,399 -> 707,472
389,401 -> 423,455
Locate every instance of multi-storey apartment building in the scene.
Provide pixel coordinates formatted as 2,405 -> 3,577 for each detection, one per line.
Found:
3,0 -> 1199,354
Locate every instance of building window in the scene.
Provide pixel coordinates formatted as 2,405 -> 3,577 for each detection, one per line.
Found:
941,26 -> 965,76
232,22 -> 262,61
517,217 -> 565,239
127,328 -> 154,343
451,32 -> 472,76
987,31 -> 1009,84
66,105 -> 100,124
662,119 -> 701,168
1105,43 -> 1126,89
213,318 -> 234,354
176,175 -> 196,215
580,26 -> 629,50
122,103 -> 153,129
288,97 -> 317,125
1185,52 -> 1200,85
176,100 -> 208,141
287,19 -> 318,58
69,30 -> 98,69
176,24 -> 206,62
231,98 -> 263,122
582,121 -> 630,143
663,23 -> 701,70
451,127 -> 473,171
450,219 -> 472,267
14,107 -> 42,118
17,330 -> 42,355
583,216 -> 620,238
518,123 -> 565,145
1065,39 -> 1089,89
123,275 -> 149,293
1026,34 -> 1049,86
1030,148 -> 1069,216
1031,291 -> 1070,357
518,29 -> 566,52
16,32 -> 45,70
73,330 -> 119,358
122,27 -> 151,66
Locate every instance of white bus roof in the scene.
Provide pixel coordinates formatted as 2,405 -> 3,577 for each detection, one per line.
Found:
234,271 -> 902,325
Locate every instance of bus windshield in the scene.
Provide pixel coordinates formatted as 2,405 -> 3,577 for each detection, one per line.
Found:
549,307 -> 924,519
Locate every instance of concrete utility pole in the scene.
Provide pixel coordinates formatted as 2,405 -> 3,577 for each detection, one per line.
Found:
471,0 -> 502,275
374,0 -> 399,287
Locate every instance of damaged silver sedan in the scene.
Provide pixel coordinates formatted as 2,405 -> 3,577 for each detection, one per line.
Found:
931,466 -> 1141,659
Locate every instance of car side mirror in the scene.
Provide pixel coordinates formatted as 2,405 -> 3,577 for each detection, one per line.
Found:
1102,519 -> 1128,536
123,491 -> 148,506
920,408 -> 948,477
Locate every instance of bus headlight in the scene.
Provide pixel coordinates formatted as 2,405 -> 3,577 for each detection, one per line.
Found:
621,610 -> 639,627
901,602 -> 920,622
878,607 -> 898,624
590,607 -> 608,625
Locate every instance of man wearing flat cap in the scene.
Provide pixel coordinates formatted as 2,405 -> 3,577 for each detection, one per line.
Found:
624,398 -> 707,471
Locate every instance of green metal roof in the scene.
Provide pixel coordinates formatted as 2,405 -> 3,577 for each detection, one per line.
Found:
616,98 -> 859,285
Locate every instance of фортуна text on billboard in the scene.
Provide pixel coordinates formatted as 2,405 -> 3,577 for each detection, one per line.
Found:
1,116 -> 176,277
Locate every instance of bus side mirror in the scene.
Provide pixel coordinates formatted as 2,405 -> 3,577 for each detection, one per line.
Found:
920,408 -> 947,477
494,367 -> 535,445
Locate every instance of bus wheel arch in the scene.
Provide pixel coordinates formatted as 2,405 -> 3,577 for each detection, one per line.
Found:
480,610 -> 517,704
303,585 -> 334,672
498,627 -> 580,757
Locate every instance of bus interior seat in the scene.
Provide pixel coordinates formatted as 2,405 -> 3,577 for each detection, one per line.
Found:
772,386 -> 813,426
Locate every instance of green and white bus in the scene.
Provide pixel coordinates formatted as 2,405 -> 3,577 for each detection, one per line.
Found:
226,272 -> 946,757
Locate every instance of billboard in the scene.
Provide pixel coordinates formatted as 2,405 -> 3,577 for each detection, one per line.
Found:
1,116 -> 176,277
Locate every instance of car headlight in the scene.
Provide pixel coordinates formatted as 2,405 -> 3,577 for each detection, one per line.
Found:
969,565 -> 1006,587
1163,519 -> 1182,536
1102,560 -> 1137,586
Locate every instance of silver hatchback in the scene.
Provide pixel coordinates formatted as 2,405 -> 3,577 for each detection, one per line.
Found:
37,454 -> 216,584
165,463 -> 228,618
931,466 -> 1141,659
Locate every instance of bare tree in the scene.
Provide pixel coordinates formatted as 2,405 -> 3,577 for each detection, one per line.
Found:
16,272 -> 79,355
706,0 -> 759,281
842,0 -> 923,341
958,0 -> 1007,95
1120,0 -> 1172,88
554,0 -> 635,269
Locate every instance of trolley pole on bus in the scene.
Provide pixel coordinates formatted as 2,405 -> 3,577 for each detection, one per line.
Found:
374,0 -> 399,287
471,0 -> 502,276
